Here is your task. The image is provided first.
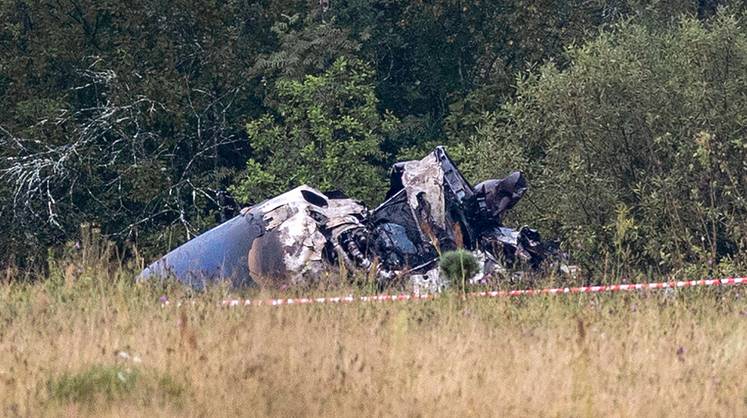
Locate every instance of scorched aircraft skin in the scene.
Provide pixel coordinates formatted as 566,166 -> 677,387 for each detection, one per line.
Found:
139,147 -> 560,290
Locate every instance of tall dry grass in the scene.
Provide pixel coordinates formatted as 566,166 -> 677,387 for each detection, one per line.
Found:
1,260 -> 746,417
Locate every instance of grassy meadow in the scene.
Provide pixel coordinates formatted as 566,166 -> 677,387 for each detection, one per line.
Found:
1,262 -> 746,417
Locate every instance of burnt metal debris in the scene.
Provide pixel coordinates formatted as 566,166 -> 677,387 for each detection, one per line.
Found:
139,147 -> 565,291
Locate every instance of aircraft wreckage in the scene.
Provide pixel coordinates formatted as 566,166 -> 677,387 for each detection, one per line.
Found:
139,146 -> 567,292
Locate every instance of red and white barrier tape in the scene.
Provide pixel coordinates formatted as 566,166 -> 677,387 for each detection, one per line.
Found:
218,277 -> 746,307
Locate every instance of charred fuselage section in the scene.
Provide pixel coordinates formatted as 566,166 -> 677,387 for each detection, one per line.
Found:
139,147 -> 561,290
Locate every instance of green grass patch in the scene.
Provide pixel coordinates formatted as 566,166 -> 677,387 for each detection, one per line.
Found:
46,364 -> 186,407
48,365 -> 138,403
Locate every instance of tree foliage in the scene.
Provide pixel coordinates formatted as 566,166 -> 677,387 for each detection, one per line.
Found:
473,12 -> 747,274
231,58 -> 395,205
0,0 -> 300,262
0,0 -> 743,273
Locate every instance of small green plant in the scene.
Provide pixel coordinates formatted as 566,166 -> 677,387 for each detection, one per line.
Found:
439,250 -> 479,291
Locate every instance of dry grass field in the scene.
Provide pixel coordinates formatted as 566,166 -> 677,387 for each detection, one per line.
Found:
1,264 -> 746,417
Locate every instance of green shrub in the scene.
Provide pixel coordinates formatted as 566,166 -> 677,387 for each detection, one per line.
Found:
473,11 -> 747,275
440,250 -> 480,286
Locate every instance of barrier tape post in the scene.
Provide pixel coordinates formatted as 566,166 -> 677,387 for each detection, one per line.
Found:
205,277 -> 747,308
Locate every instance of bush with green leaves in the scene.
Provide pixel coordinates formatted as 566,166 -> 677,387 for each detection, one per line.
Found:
231,57 -> 398,206
472,11 -> 747,275
439,250 -> 480,287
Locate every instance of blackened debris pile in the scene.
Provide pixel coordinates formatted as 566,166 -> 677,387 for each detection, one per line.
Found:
139,147 -> 565,291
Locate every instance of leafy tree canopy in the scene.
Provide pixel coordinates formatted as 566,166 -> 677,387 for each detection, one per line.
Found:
231,57 -> 396,206
0,0 -> 742,274
472,11 -> 747,274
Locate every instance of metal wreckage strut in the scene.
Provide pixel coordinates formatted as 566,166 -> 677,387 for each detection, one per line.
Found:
139,147 -> 564,291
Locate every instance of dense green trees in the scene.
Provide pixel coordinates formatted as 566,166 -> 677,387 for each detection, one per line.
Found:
1,0 -> 744,274
472,13 -> 747,275
0,0 -> 300,261
231,57 -> 396,205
